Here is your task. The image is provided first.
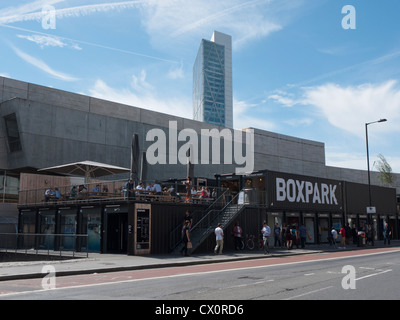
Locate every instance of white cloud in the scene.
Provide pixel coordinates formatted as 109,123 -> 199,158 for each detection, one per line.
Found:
17,34 -> 82,50
12,45 -> 78,82
268,91 -> 302,107
137,0 -> 293,50
233,98 -> 276,131
270,80 -> 400,137
0,0 -> 65,23
167,63 -> 184,80
284,118 -> 314,127
303,81 -> 400,137
0,1 -> 143,24
88,76 -> 192,119
130,69 -> 153,92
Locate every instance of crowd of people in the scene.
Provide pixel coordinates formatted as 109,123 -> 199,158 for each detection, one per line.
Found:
180,218 -> 395,257
328,223 -> 393,248
44,178 -> 219,204
123,178 -> 217,202
44,184 -> 111,202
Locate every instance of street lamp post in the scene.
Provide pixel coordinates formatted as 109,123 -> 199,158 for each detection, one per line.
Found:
365,119 -> 387,224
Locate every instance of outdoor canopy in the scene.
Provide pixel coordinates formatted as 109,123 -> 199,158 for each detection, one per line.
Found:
38,160 -> 130,182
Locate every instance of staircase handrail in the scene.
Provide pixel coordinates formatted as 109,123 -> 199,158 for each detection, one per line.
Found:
168,188 -> 230,251
191,189 -> 242,231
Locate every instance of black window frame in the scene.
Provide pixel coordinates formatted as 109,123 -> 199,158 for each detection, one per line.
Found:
3,113 -> 22,153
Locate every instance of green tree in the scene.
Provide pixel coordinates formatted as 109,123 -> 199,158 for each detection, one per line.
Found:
374,154 -> 395,187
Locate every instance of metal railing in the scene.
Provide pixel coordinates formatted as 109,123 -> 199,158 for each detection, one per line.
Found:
0,233 -> 89,258
189,189 -> 244,245
169,188 -> 230,252
18,179 -> 223,207
18,180 -> 127,206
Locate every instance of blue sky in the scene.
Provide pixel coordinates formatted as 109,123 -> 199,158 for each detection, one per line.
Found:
1,0 -> 400,172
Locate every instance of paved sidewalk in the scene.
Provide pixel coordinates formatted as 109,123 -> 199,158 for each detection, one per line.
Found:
0,241 -> 399,281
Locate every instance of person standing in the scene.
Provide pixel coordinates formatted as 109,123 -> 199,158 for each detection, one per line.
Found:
285,225 -> 292,250
331,227 -> 338,249
233,221 -> 243,250
345,224 -> 352,246
299,223 -> 308,249
367,224 -> 375,246
291,225 -> 299,249
351,224 -> 358,245
261,222 -> 271,254
274,223 -> 282,248
180,220 -> 191,256
281,223 -> 287,248
124,179 -> 134,199
383,222 -> 392,246
184,177 -> 192,203
339,225 -> 346,249
183,210 -> 193,229
214,223 -> 224,255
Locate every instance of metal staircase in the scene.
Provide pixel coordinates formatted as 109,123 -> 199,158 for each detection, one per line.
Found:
170,191 -> 245,254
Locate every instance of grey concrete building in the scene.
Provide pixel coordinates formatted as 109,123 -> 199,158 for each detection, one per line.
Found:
0,75 -> 399,201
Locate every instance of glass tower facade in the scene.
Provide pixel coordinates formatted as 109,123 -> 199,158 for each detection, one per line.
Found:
193,31 -> 233,128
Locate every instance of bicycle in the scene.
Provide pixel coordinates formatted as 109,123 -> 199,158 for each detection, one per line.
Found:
245,234 -> 264,250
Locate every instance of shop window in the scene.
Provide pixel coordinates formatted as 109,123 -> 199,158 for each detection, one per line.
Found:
3,113 -> 22,152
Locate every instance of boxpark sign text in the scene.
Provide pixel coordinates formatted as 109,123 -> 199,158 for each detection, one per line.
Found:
270,173 -> 343,212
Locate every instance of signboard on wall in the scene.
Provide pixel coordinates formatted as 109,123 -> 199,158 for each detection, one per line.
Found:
133,203 -> 151,255
366,206 -> 376,214
268,171 -> 343,212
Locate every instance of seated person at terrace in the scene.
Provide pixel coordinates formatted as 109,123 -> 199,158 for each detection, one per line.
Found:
136,182 -> 145,193
54,187 -> 62,200
146,183 -> 154,192
167,185 -> 181,200
70,186 -> 77,199
153,181 -> 162,195
44,188 -> 55,202
77,185 -> 87,199
91,184 -> 101,196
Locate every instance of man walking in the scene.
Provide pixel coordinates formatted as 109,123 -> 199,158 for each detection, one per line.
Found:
214,223 -> 224,255
261,221 -> 271,254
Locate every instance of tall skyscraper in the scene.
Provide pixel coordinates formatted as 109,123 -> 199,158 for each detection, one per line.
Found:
193,31 -> 233,128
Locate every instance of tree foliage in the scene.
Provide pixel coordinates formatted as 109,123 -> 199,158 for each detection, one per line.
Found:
374,154 -> 395,187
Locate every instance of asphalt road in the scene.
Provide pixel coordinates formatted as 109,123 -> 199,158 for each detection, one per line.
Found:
1,247 -> 399,301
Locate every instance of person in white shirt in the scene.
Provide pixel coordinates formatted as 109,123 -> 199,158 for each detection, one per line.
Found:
135,182 -> 145,192
214,223 -> 224,255
261,222 -> 271,254
331,227 -> 338,248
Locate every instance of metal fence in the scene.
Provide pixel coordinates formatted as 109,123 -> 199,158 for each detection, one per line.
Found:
0,233 -> 89,258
